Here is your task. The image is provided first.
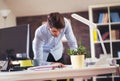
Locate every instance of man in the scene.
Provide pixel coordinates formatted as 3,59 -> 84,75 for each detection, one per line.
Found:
32,12 -> 78,67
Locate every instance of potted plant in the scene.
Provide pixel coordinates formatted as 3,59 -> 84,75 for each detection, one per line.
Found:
68,40 -> 87,68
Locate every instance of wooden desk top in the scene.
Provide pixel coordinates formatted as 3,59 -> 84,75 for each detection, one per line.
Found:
0,65 -> 119,81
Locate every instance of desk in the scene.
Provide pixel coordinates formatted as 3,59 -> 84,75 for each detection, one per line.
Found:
0,65 -> 119,81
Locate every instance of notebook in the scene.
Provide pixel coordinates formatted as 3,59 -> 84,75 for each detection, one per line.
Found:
0,61 -> 9,71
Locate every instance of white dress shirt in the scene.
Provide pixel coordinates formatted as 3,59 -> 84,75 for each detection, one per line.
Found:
32,18 -> 78,65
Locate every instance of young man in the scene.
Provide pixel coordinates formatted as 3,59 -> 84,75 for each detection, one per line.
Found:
32,12 -> 78,67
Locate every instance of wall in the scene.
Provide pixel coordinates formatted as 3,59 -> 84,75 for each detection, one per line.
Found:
0,0 -> 16,29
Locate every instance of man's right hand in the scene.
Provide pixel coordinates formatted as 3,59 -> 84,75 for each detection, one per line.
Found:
51,62 -> 65,68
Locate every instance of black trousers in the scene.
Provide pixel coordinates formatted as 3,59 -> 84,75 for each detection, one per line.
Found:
47,53 -> 64,63
47,53 -> 67,81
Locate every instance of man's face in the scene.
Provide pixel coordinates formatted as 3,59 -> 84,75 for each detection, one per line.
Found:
49,27 -> 62,37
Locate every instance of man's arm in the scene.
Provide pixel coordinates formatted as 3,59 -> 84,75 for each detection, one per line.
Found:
32,28 -> 51,66
65,18 -> 78,50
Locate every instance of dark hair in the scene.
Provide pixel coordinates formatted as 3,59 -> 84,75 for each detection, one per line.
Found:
47,12 -> 65,29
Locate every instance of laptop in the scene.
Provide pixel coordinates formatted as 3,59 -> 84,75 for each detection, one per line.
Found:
94,54 -> 113,66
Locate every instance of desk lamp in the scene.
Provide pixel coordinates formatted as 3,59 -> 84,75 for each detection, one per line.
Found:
71,14 -> 107,57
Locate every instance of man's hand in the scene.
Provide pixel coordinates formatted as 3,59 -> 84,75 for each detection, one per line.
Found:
51,62 -> 65,68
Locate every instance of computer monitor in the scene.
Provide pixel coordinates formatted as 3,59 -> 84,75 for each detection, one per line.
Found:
0,24 -> 33,60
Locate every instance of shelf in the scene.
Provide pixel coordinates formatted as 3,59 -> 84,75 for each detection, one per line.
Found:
97,23 -> 109,26
89,3 -> 120,58
111,40 -> 120,42
94,40 -> 110,44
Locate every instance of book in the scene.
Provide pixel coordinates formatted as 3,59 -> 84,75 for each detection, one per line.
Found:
93,29 -> 98,42
98,13 -> 104,23
110,12 -> 120,22
102,32 -> 109,40
102,13 -> 109,23
111,30 -> 116,40
115,30 -> 120,39
98,13 -> 109,23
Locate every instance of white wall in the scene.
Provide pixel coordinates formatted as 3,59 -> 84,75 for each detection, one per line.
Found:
0,0 -> 16,29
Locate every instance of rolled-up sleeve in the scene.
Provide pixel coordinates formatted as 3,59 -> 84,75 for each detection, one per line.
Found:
32,27 -> 51,66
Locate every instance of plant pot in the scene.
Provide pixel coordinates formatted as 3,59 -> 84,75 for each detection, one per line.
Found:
70,55 -> 85,69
